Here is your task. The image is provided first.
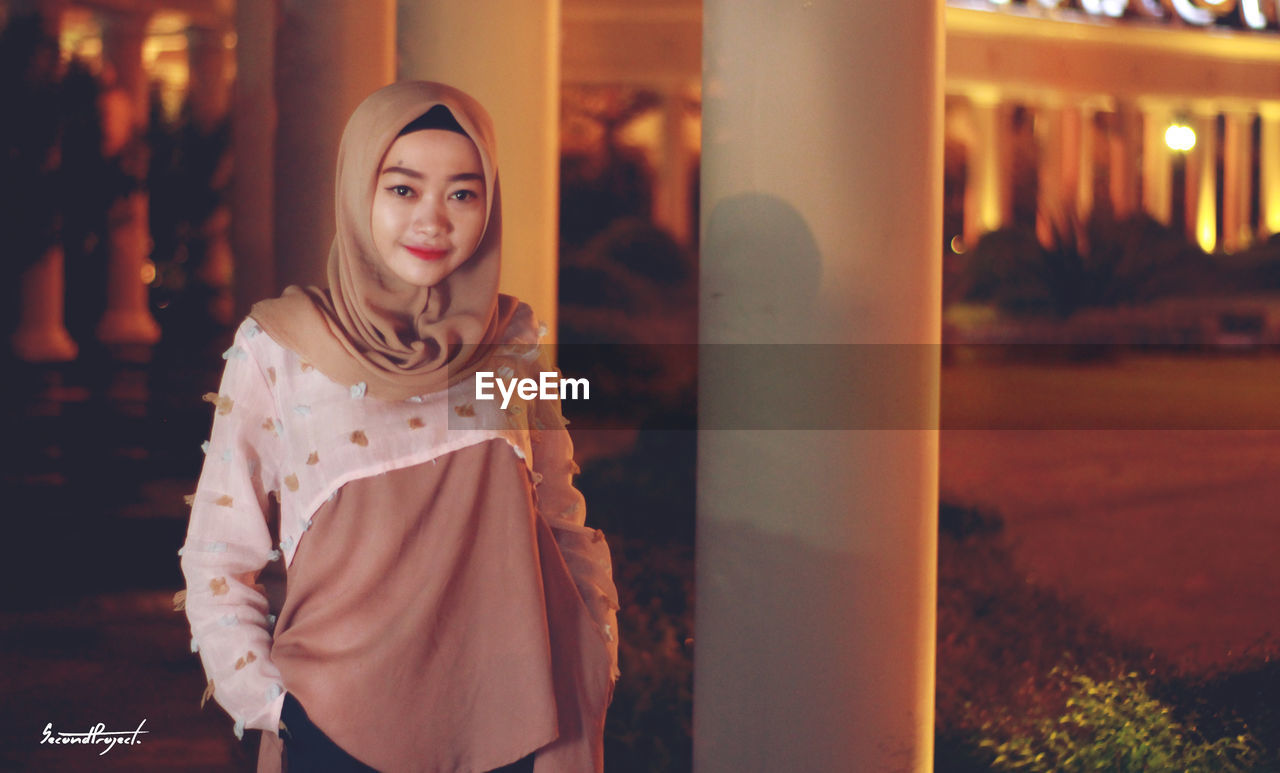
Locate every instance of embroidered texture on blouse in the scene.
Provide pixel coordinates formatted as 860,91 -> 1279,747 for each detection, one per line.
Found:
180,303 -> 620,737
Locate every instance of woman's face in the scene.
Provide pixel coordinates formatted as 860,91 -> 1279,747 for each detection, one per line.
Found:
371,129 -> 487,288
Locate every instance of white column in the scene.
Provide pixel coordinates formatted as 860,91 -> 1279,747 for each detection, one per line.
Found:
1108,103 -> 1140,219
187,26 -> 232,134
98,192 -> 161,346
97,11 -> 160,347
274,0 -> 395,290
100,12 -> 150,135
1036,99 -> 1064,245
653,87 -> 696,246
9,0 -> 76,362
963,87 -> 1003,247
1141,100 -> 1173,225
231,0 -> 276,316
397,0 -> 560,336
12,246 -> 78,362
1260,103 -> 1280,239
1076,103 -> 1097,219
1187,104 -> 1218,252
699,1 -> 940,770
1222,108 -> 1254,252
188,25 -> 235,324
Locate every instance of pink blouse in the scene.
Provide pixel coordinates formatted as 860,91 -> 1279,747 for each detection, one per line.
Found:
179,305 -> 619,771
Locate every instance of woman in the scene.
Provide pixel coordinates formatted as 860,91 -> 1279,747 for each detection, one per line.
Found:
179,81 -> 619,773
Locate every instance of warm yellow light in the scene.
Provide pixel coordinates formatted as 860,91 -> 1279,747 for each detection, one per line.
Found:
141,261 -> 157,284
1165,124 -> 1196,152
950,235 -> 966,254
1197,162 -> 1217,253
1197,216 -> 1217,253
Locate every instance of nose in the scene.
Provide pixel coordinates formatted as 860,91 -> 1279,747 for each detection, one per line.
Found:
412,199 -> 448,236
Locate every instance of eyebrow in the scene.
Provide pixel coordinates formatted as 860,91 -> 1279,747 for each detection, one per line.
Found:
379,166 -> 484,184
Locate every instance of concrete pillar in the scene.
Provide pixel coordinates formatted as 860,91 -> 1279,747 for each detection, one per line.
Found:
1108,102 -> 1141,219
1187,104 -> 1218,252
97,10 -> 160,347
1059,102 -> 1082,220
653,87 -> 696,246
98,192 -> 161,346
1141,100 -> 1173,225
9,0 -> 76,362
1036,99 -> 1065,245
1076,103 -> 1097,219
699,0 -> 941,770
274,0 -> 395,290
963,87 -> 1004,248
397,0 -> 560,336
12,246 -> 78,362
1260,103 -> 1280,239
99,12 -> 150,134
1221,108 -> 1254,252
187,26 -> 232,134
188,25 -> 235,324
231,0 -> 277,317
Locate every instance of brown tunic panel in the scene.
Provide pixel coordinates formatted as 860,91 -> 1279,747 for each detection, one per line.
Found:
256,438 -> 610,773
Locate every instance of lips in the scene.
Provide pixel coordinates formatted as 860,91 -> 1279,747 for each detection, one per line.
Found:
404,245 -> 448,261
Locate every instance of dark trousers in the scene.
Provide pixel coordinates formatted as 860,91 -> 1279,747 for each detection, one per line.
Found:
281,693 -> 536,773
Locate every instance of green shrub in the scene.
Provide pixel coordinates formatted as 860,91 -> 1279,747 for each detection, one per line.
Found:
603,536 -> 694,772
961,212 -> 1215,319
979,668 -> 1260,772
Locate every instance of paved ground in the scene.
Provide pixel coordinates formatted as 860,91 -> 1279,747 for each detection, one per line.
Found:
940,356 -> 1280,675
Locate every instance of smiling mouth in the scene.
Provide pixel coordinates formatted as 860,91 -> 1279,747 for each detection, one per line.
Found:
405,245 -> 448,261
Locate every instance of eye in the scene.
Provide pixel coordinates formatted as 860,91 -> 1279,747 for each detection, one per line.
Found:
386,184 -> 415,198
450,189 -> 480,202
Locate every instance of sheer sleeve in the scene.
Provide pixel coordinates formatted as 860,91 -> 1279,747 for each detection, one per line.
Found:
179,320 -> 287,737
530,347 -> 621,683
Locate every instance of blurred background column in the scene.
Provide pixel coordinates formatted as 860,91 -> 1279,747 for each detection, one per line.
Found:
1140,98 -> 1173,226
653,86 -> 695,246
9,0 -> 76,362
1108,101 -> 1140,219
698,0 -> 941,770
1260,102 -> 1280,240
188,24 -> 235,324
1075,102 -> 1097,219
97,10 -> 161,348
1035,96 -> 1064,245
397,0 -> 560,335
272,0 -> 394,290
100,11 -> 149,135
231,0 -> 276,316
1221,107 -> 1253,253
13,244 -> 78,361
1187,102 -> 1217,253
1059,101 -> 1082,221
963,86 -> 1003,248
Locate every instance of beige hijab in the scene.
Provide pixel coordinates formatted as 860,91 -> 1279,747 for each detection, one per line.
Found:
251,81 -> 519,401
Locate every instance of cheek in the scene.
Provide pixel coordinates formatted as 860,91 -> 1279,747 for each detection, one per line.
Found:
369,200 -> 399,259
461,212 -> 488,254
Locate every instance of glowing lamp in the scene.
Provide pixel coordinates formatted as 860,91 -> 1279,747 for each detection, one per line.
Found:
1164,124 -> 1196,152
